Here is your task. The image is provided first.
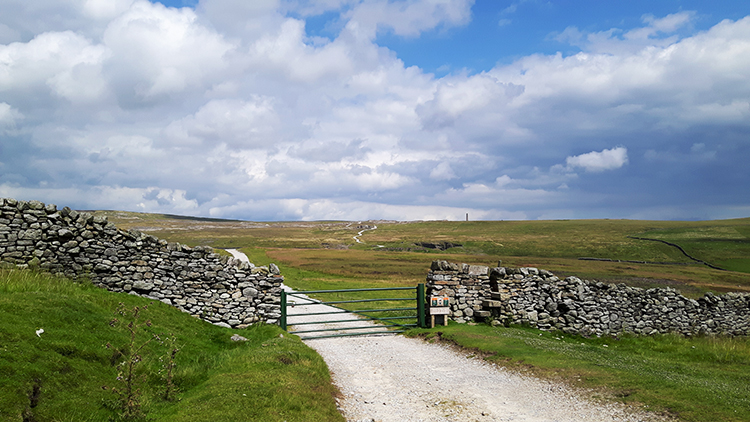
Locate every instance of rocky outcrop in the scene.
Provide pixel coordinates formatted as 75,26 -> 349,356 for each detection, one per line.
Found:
427,260 -> 750,336
0,198 -> 282,328
415,241 -> 462,250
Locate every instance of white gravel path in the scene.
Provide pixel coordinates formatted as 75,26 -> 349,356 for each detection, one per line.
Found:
226,249 -> 666,422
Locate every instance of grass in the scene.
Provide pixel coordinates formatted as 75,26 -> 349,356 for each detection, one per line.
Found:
0,269 -> 343,422
632,223 -> 750,273
406,324 -> 750,422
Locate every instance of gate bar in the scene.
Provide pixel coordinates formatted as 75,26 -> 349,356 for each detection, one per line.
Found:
290,316 -> 416,326
312,297 -> 413,305
281,288 -> 287,330
288,286 -> 416,294
417,283 -> 425,329
288,306 -> 416,316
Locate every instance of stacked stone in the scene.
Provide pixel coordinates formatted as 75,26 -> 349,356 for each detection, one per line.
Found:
426,260 -> 750,337
426,260 -> 493,323
0,198 -> 282,328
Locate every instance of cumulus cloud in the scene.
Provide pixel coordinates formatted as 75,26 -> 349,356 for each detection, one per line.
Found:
0,2 -> 748,221
164,98 -> 279,148
555,11 -> 696,54
566,147 -> 629,173
342,0 -> 474,39
0,31 -> 109,104
103,2 -> 234,99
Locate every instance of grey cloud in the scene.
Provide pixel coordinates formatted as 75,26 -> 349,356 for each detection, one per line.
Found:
1,3 -> 749,222
288,138 -> 371,162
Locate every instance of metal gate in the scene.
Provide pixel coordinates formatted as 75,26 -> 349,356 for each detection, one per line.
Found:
280,284 -> 425,340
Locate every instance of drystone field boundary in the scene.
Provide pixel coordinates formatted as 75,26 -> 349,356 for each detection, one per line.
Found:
426,260 -> 750,337
0,198 -> 282,328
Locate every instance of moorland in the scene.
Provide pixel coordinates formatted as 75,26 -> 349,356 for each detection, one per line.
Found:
98,212 -> 750,296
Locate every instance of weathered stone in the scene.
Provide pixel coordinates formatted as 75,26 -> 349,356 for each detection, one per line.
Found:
58,229 -> 75,239
426,259 -> 750,337
468,265 -> 488,276
132,281 -> 155,291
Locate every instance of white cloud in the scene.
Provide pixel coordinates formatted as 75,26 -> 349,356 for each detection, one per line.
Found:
282,0 -> 358,17
163,97 -> 280,148
0,31 -> 109,103
2,4 -> 749,221
566,147 -> 628,173
82,0 -> 135,21
555,11 -> 696,54
103,1 -> 234,99
247,18 -> 357,83
197,0 -> 284,39
342,0 -> 474,39
209,197 -> 524,221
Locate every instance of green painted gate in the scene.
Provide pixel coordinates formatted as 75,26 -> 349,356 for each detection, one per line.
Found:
280,284 -> 426,340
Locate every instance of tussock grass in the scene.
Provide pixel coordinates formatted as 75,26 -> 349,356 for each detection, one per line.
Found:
0,269 -> 343,422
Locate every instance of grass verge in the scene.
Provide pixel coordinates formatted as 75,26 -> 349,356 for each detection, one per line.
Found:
0,268 -> 343,422
406,324 -> 750,422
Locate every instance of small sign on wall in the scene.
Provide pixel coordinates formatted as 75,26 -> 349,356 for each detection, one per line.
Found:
430,296 -> 450,307
429,307 -> 450,315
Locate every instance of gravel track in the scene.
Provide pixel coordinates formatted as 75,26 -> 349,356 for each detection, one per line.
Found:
226,250 -> 665,422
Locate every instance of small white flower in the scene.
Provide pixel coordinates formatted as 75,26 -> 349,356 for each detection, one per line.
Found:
35,328 -> 44,337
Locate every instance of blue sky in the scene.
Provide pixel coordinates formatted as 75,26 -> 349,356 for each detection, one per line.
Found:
154,1 -> 750,74
1,0 -> 749,221
384,1 -> 750,73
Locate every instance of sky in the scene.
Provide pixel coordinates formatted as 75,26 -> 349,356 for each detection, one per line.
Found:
1,0 -> 749,222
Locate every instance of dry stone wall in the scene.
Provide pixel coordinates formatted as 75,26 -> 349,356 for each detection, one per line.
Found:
0,198 -> 282,328
427,260 -> 750,337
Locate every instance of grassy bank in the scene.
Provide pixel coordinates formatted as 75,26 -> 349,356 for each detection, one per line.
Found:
0,269 -> 343,422
406,324 -> 750,422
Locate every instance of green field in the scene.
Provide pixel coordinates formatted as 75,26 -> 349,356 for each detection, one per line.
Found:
0,269 -> 343,422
